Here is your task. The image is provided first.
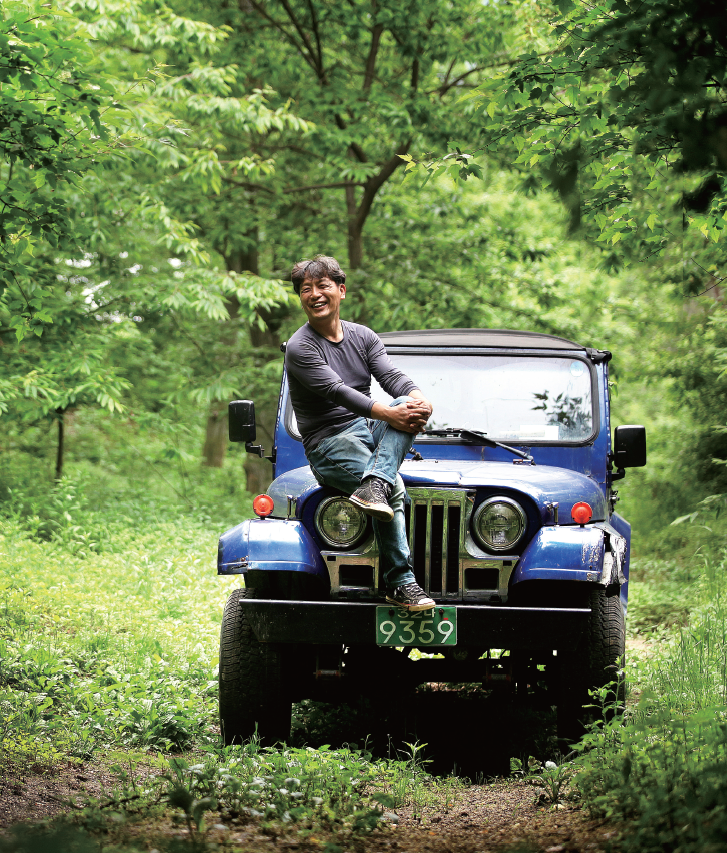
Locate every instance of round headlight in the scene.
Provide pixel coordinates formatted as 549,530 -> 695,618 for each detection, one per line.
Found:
315,496 -> 368,549
473,497 -> 526,552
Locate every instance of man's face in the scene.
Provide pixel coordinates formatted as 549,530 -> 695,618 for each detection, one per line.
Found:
299,275 -> 346,323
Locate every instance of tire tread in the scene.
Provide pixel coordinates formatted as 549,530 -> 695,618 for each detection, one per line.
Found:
219,587 -> 291,745
557,586 -> 626,742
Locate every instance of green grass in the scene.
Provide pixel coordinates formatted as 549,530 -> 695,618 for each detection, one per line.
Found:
0,515 -> 240,763
0,421 -> 253,763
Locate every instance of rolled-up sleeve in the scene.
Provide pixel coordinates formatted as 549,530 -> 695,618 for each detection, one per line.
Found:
286,339 -> 374,418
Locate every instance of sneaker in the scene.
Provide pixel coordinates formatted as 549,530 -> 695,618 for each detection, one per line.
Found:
386,582 -> 435,612
349,476 -> 394,522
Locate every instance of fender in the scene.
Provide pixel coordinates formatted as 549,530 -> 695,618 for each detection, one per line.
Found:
511,525 -> 609,586
217,518 -> 328,580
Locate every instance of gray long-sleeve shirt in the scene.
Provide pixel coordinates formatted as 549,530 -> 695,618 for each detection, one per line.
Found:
285,321 -> 418,452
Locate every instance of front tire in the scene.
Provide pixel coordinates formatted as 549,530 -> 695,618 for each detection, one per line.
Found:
219,588 -> 292,746
557,587 -> 625,743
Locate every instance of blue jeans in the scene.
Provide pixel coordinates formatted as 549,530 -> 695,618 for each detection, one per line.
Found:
307,397 -> 416,589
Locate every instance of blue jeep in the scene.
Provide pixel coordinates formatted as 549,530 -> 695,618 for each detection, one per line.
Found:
217,329 -> 646,746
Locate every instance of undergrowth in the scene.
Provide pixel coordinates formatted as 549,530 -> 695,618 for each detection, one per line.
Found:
0,738 -> 465,853
0,510 -> 237,768
576,548 -> 727,853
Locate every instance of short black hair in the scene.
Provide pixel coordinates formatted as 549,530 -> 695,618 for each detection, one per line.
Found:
291,255 -> 346,295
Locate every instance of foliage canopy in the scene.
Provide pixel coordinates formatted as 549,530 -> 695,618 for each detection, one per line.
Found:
413,0 -> 727,274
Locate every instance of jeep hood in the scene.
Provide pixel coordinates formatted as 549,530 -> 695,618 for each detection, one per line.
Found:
268,460 -> 607,523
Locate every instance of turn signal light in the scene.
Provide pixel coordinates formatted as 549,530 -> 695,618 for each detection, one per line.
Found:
253,494 -> 274,518
571,501 -> 592,525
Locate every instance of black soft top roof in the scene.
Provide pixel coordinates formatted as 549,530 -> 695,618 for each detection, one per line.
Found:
378,328 -> 586,350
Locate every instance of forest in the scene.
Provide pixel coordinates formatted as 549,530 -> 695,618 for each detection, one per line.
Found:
2,0 -> 727,850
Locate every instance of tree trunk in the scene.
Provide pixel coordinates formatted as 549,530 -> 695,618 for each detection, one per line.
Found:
347,223 -> 364,271
55,408 -> 64,481
345,184 -> 364,270
202,405 -> 229,468
344,183 -> 368,324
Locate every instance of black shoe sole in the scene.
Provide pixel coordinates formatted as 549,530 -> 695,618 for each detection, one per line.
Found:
385,594 -> 436,612
349,494 -> 394,522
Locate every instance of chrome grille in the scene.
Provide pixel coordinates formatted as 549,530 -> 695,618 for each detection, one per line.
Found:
405,488 -> 470,598
323,487 -> 518,601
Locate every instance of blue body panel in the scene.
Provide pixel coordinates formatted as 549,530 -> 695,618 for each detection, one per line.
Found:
218,517 -> 328,579
268,461 -> 607,524
610,511 -> 632,612
511,525 -> 606,584
267,467 -> 320,515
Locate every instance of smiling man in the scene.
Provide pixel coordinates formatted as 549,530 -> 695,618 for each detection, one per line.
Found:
285,255 -> 435,611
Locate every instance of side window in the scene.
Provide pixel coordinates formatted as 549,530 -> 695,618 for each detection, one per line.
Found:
285,396 -> 303,441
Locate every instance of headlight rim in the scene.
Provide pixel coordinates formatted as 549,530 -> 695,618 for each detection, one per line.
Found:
472,495 -> 527,553
314,495 -> 370,549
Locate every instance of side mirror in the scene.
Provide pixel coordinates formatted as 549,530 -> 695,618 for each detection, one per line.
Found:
229,400 -> 256,444
613,425 -> 646,468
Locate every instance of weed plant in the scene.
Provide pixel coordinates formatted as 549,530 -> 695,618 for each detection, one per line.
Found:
160,741 -> 396,837
0,739 -> 460,852
525,758 -> 573,806
0,422 -> 254,767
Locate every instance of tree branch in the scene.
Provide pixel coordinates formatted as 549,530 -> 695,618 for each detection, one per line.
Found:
277,0 -> 326,81
245,0 -> 318,75
305,0 -> 323,71
222,177 -> 276,193
285,181 -> 362,193
440,58 -> 457,91
411,58 -> 419,93
355,139 -> 411,231
363,23 -> 384,92
349,141 -> 368,163
170,313 -> 211,362
333,112 -> 368,163
425,51 -> 555,97
437,65 -> 484,96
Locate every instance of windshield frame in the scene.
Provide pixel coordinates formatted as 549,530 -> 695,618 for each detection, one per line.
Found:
284,347 -> 600,447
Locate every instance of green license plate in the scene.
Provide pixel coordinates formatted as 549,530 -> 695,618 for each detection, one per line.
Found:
375,606 -> 457,646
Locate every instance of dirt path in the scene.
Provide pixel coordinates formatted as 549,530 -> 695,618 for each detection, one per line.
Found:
0,756 -> 618,853
0,759 -> 151,829
378,784 -> 616,853
188,784 -> 616,853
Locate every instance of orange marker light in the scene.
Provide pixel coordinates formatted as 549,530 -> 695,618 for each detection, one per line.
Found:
253,494 -> 274,518
571,501 -> 593,525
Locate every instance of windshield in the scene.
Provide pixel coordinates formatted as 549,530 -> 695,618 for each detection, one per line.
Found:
371,354 -> 595,443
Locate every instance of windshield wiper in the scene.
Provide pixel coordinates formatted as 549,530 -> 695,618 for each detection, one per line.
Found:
422,428 -> 535,465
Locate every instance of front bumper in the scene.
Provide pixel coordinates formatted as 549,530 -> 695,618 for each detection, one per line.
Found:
240,600 -> 589,650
